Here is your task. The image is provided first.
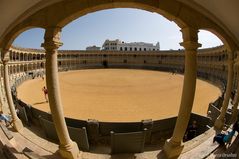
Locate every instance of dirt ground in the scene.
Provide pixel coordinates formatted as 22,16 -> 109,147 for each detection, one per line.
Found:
17,69 -> 221,122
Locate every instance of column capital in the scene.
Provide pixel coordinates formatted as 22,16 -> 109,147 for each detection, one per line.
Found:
180,27 -> 201,50
2,54 -> 10,64
234,51 -> 239,66
180,27 -> 199,42
180,41 -> 201,50
2,60 -> 9,65
1,49 -> 10,64
41,27 -> 63,50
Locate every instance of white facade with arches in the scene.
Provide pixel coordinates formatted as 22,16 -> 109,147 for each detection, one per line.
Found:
102,39 -> 160,51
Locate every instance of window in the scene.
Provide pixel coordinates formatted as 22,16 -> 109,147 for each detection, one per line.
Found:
135,48 -> 137,51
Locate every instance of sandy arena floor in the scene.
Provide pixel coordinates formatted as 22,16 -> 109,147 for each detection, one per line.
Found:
17,69 -> 221,122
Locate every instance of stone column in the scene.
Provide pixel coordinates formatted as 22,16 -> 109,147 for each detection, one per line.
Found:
41,27 -> 80,159
163,28 -> 201,158
2,53 -> 23,132
230,54 -> 239,124
214,53 -> 234,129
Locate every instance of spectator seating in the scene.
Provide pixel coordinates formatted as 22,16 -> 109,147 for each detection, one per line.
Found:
0,124 -> 13,140
2,145 -> 17,159
23,147 -> 47,159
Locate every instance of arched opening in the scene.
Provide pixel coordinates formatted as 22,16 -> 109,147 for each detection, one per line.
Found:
1,1 -> 238,158
198,30 -> 223,48
28,54 -> 32,61
195,29 -> 234,132
197,29 -> 229,91
15,10 -> 201,152
13,28 -> 44,49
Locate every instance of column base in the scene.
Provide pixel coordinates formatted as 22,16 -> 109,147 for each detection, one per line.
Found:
214,118 -> 225,130
59,141 -> 80,159
13,118 -> 23,132
163,139 -> 184,159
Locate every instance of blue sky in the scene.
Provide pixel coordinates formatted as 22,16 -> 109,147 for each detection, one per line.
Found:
13,8 -> 223,50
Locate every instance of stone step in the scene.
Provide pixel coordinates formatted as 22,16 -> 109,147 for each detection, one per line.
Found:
2,145 -> 17,159
23,147 -> 47,159
0,124 -> 13,140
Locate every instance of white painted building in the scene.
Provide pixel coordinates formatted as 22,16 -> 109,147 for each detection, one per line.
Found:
102,39 -> 160,51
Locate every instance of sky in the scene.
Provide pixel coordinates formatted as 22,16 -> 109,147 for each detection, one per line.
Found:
13,8 -> 223,50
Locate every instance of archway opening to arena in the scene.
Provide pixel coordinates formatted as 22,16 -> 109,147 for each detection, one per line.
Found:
13,9 -> 222,123
3,2 -> 236,158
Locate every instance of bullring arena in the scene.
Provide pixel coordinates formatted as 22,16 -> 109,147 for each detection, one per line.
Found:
1,1 -> 239,159
0,44 -> 237,159
18,69 -> 220,122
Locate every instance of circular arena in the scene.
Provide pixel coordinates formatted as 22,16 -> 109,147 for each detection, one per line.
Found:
18,69 -> 220,122
1,45 -> 236,159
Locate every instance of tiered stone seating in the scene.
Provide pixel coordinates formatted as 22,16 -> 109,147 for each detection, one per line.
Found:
0,121 -> 60,159
0,124 -> 13,140
23,147 -> 47,159
2,145 -> 18,159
